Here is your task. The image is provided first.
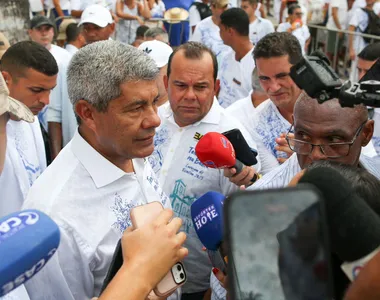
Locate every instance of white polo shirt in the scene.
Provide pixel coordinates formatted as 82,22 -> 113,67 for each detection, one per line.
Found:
22,130 -> 173,300
190,16 -> 231,65
65,44 -> 79,55
249,17 -> 275,45
251,99 -> 291,162
276,22 -> 310,55
249,152 -> 380,191
217,48 -> 255,108
0,117 -> 46,218
47,62 -> 77,147
149,99 -> 264,294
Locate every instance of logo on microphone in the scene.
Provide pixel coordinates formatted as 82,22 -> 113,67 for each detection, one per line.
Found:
0,211 -> 40,243
193,205 -> 218,230
220,136 -> 228,148
352,266 -> 362,280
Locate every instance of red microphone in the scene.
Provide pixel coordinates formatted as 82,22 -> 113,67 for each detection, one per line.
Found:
195,132 -> 244,173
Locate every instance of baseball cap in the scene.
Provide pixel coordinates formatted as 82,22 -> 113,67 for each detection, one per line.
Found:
0,73 -> 34,123
57,18 -> 77,41
30,15 -> 55,29
79,4 -> 113,28
0,32 -> 10,59
138,40 -> 173,68
211,0 -> 229,8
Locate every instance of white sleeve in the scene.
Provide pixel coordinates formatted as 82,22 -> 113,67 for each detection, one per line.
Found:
349,8 -> 360,27
24,221 -> 94,300
276,23 -> 285,32
303,25 -> 311,40
46,68 -> 65,124
330,0 -> 340,8
189,5 -> 201,27
190,23 -> 202,42
265,20 -> 275,34
70,0 -> 82,11
254,135 -> 280,175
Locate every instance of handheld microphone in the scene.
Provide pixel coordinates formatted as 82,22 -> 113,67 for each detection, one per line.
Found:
299,166 -> 380,263
195,132 -> 245,173
191,191 -> 227,274
0,210 -> 60,296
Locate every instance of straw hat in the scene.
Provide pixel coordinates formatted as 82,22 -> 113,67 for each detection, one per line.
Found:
164,7 -> 189,24
57,18 -> 77,41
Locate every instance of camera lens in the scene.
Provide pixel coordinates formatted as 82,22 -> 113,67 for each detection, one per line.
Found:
180,273 -> 185,279
177,265 -> 182,271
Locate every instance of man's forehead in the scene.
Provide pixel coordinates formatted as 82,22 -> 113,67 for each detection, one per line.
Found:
256,56 -> 292,75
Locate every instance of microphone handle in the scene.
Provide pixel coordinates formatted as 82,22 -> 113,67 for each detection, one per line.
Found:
234,159 -> 244,173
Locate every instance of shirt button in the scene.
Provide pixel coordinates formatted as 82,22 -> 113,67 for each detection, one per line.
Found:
179,128 -> 183,132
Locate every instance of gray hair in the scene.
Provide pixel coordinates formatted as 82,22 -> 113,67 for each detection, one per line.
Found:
67,40 -> 159,112
144,28 -> 169,44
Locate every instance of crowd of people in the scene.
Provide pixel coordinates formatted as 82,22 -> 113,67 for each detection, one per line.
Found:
2,0 -> 380,299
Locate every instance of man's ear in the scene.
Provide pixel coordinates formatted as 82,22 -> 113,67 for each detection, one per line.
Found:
1,71 -> 13,88
109,23 -> 116,34
361,119 -> 374,146
215,79 -> 220,96
164,75 -> 169,91
75,100 -> 98,132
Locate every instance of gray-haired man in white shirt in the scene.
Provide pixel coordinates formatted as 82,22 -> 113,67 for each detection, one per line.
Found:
23,40 -> 177,300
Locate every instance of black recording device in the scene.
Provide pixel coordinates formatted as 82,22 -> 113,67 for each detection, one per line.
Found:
289,50 -> 380,108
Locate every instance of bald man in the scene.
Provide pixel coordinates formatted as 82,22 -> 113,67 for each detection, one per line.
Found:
249,93 -> 380,190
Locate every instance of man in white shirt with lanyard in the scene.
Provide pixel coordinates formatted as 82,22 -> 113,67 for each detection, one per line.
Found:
22,41 -> 175,300
190,0 -> 231,66
0,41 -> 58,218
250,93 -> 380,190
217,8 -> 255,108
149,41 -> 276,300
241,0 -> 274,45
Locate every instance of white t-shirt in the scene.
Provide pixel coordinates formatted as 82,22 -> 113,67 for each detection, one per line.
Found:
22,130 -> 175,300
0,118 -> 46,218
249,152 -> 380,190
47,62 -> 77,147
150,0 -> 165,17
29,0 -> 43,12
65,44 -> 79,55
0,286 -> 30,300
277,22 -> 310,55
190,16 -> 231,65
44,0 -> 71,10
362,108 -> 380,158
249,17 -> 275,45
149,99 -> 273,293
217,48 -> 255,108
326,0 -> 348,30
251,99 -> 291,161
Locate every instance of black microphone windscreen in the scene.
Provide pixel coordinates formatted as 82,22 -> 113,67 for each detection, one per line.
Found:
299,166 -> 380,262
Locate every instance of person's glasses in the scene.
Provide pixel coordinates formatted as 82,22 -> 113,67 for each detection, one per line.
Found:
285,121 -> 367,158
295,12 -> 303,16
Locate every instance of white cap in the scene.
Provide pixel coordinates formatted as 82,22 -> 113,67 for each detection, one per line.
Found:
138,40 -> 173,68
79,4 -> 113,28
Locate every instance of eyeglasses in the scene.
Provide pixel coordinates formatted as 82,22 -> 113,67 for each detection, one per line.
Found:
285,121 -> 367,158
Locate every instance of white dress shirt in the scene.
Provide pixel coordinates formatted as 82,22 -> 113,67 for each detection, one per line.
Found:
217,48 -> 255,108
249,17 -> 275,45
190,16 -> 231,66
0,117 -> 46,218
149,99 -> 269,293
22,130 -> 174,300
277,22 -> 311,55
362,108 -> 380,159
249,152 -> 380,191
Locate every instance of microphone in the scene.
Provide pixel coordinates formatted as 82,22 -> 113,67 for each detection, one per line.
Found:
191,191 -> 227,274
0,210 -> 60,296
299,166 -> 380,263
195,132 -> 244,173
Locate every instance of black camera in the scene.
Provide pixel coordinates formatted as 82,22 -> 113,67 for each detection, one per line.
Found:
289,50 -> 380,108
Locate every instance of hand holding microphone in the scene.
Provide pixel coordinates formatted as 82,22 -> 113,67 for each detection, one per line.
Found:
195,132 -> 260,187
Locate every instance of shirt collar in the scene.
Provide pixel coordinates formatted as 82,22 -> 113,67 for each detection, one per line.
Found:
70,130 -> 130,188
162,97 -> 221,127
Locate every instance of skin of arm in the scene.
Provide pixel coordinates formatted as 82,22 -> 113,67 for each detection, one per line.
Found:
53,0 -> 65,17
48,122 -> 62,160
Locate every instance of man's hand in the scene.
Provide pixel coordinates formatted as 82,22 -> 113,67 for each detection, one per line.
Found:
223,165 -> 256,187
136,16 -> 144,25
275,133 -> 294,164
